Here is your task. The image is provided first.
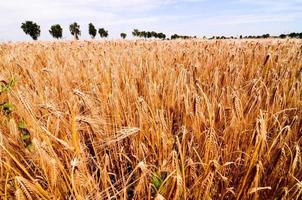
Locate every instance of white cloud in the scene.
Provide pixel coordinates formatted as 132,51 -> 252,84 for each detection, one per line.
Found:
0,0 -> 206,36
0,0 -> 300,41
235,0 -> 302,12
200,13 -> 299,25
237,0 -> 301,4
0,0 -> 182,40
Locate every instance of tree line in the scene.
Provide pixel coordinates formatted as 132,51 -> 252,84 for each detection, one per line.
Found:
132,29 -> 166,39
210,33 -> 302,40
171,34 -> 197,40
21,21 -> 111,40
21,21 -> 302,41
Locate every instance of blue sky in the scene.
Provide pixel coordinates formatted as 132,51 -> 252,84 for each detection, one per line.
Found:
0,0 -> 301,41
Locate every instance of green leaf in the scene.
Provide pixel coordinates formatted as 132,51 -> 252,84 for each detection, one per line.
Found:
22,133 -> 30,140
0,77 -> 16,93
26,142 -> 34,151
2,102 -> 14,114
18,121 -> 27,129
0,83 -> 5,93
151,173 -> 162,190
8,77 -> 16,88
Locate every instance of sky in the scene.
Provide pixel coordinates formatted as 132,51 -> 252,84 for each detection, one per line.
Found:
0,0 -> 301,41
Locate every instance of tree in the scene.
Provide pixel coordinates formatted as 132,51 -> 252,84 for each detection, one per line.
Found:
132,29 -> 139,37
120,33 -> 127,39
289,32 -> 298,38
69,22 -> 81,40
140,31 -> 147,38
171,34 -> 178,40
158,33 -> 166,40
279,34 -> 286,39
21,21 -> 41,40
147,31 -> 152,39
239,35 -> 243,39
171,34 -> 191,40
88,23 -> 97,39
49,24 -> 63,39
151,31 -> 157,38
98,28 -> 108,38
132,29 -> 168,40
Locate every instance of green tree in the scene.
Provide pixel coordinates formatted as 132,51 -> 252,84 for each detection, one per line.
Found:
147,31 -> 152,39
120,33 -> 127,39
140,31 -> 147,38
69,22 -> 81,40
289,32 -> 297,38
88,23 -> 97,39
21,21 -> 41,40
279,34 -> 286,39
158,33 -> 166,40
98,28 -> 108,38
151,31 -> 157,38
132,29 -> 139,37
171,34 -> 178,40
49,24 -> 63,39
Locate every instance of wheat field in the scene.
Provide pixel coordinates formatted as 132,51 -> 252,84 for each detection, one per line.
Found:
0,40 -> 301,199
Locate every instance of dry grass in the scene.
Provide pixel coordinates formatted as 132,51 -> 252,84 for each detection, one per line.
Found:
0,39 -> 301,199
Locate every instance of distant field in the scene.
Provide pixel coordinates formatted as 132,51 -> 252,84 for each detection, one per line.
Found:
0,40 -> 301,199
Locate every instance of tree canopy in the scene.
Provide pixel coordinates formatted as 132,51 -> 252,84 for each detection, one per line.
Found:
132,29 -> 166,40
21,21 -> 41,40
88,23 -> 97,39
20,22 -> 302,40
69,22 -> 81,40
49,24 -> 63,39
120,33 -> 127,39
98,28 -> 108,38
171,34 -> 196,40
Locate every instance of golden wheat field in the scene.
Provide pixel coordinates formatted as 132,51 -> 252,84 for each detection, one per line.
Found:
0,39 -> 301,200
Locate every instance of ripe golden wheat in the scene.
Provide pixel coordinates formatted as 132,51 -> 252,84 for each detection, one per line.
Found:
0,39 -> 301,199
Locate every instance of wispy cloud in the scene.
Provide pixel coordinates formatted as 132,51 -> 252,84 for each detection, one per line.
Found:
1,0 -> 205,39
0,0 -> 301,41
196,13 -> 298,26
235,0 -> 302,12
